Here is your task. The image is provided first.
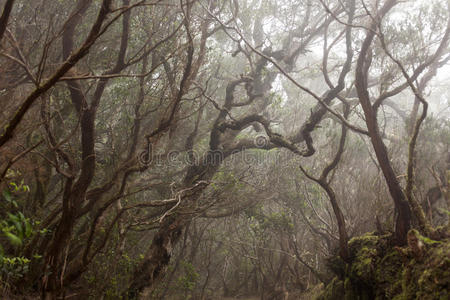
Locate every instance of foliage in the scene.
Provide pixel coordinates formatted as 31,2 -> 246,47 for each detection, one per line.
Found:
318,231 -> 450,300
176,260 -> 199,295
246,207 -> 294,235
0,182 -> 43,293
0,0 -> 449,298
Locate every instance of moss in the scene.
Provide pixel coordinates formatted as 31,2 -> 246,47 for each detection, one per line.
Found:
348,233 -> 381,286
374,250 -> 403,299
348,232 -> 380,256
412,241 -> 450,300
418,235 -> 442,245
317,231 -> 450,300
317,277 -> 344,300
325,255 -> 346,279
343,278 -> 357,300
350,247 -> 376,279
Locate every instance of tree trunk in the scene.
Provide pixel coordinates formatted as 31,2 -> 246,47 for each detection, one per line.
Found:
354,0 -> 412,244
126,216 -> 185,299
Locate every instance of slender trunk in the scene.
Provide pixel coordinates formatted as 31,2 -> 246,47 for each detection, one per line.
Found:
355,0 -> 411,244
408,99 -> 420,135
125,216 -> 185,299
360,105 -> 412,245
319,182 -> 349,260
0,0 -> 15,44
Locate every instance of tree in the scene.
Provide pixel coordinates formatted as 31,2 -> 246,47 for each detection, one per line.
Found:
0,0 -> 449,298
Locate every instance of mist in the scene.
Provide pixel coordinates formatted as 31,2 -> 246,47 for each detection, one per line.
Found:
0,0 -> 449,299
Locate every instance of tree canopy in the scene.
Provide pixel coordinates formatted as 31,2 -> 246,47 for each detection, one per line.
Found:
0,0 -> 449,298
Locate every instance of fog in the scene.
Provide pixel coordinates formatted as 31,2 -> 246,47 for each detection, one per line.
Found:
0,0 -> 449,299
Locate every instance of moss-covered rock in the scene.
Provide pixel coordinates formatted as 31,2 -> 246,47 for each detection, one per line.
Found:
317,230 -> 450,300
374,249 -> 403,298
316,277 -> 344,300
401,238 -> 450,300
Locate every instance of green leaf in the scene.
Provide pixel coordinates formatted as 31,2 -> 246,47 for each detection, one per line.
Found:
4,232 -> 22,246
2,190 -> 11,202
7,212 -> 19,223
9,182 -> 18,192
24,220 -> 32,238
7,213 -> 23,238
18,212 -> 25,220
